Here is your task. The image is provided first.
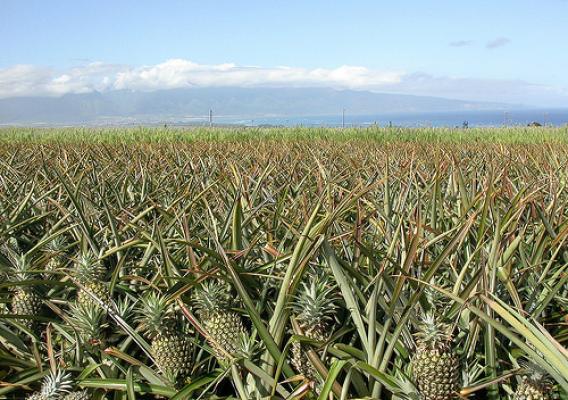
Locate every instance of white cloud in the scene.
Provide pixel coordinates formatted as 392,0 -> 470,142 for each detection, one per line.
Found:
380,73 -> 568,106
0,59 -> 403,98
0,65 -> 54,98
0,62 -> 122,98
0,59 -> 566,106
113,59 -> 403,91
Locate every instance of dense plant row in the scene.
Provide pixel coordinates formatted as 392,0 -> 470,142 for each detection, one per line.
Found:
1,139 -> 567,399
2,125 -> 568,144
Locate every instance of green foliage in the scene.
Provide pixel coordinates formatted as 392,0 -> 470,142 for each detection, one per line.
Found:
0,132 -> 567,399
1,125 -> 568,144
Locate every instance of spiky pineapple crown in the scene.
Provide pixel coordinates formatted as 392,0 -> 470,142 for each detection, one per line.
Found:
424,285 -> 450,314
3,253 -> 37,292
68,301 -> 108,343
31,370 -> 73,399
7,255 -> 32,282
518,360 -> 553,387
115,296 -> 135,322
415,313 -> 453,350
136,292 -> 178,338
193,280 -> 233,318
7,237 -> 22,253
74,253 -> 106,283
291,274 -> 338,328
45,237 -> 67,255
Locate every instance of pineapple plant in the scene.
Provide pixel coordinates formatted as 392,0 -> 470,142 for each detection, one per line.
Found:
193,280 -> 246,363
136,292 -> 192,383
4,253 -> 43,330
411,313 -> 461,400
290,273 -> 338,381
3,129 -> 568,400
74,253 -> 110,310
44,236 -> 67,279
513,361 -> 555,400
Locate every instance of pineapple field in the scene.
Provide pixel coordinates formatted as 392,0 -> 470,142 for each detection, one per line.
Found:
0,127 -> 567,399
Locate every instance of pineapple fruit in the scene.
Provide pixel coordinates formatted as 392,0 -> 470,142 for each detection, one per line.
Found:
193,280 -> 246,363
11,289 -> 43,329
136,292 -> 192,383
411,313 -> 460,400
6,254 -> 43,330
74,253 -> 110,310
513,361 -> 554,400
290,274 -> 338,381
62,391 -> 90,400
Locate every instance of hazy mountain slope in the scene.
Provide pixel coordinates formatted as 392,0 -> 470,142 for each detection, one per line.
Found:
0,87 -> 517,124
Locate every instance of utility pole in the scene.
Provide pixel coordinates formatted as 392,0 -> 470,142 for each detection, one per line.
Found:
342,108 -> 345,128
503,111 -> 510,126
209,109 -> 213,127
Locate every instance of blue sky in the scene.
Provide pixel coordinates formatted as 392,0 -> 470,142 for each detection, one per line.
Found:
1,0 -> 567,106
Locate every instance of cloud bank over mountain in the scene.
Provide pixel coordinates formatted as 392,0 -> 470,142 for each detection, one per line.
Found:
1,59 -> 567,107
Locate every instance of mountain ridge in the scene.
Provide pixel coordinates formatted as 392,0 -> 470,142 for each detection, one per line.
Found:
0,87 -> 523,125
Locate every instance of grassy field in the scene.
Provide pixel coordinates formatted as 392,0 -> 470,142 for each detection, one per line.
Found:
0,128 -> 567,399
1,125 -> 568,144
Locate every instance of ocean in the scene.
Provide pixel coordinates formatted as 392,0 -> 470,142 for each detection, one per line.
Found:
209,108 -> 568,128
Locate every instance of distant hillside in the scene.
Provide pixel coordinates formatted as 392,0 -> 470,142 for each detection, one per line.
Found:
0,87 -> 518,125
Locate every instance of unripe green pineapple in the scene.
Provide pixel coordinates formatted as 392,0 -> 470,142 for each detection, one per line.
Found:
290,274 -> 338,380
513,361 -> 554,400
136,292 -> 192,383
151,332 -> 193,379
74,253 -> 110,310
203,310 -> 245,358
193,280 -> 246,363
77,281 -> 108,309
4,254 -> 43,330
62,390 -> 91,400
411,313 -> 460,400
27,370 -> 73,399
11,289 -> 43,329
